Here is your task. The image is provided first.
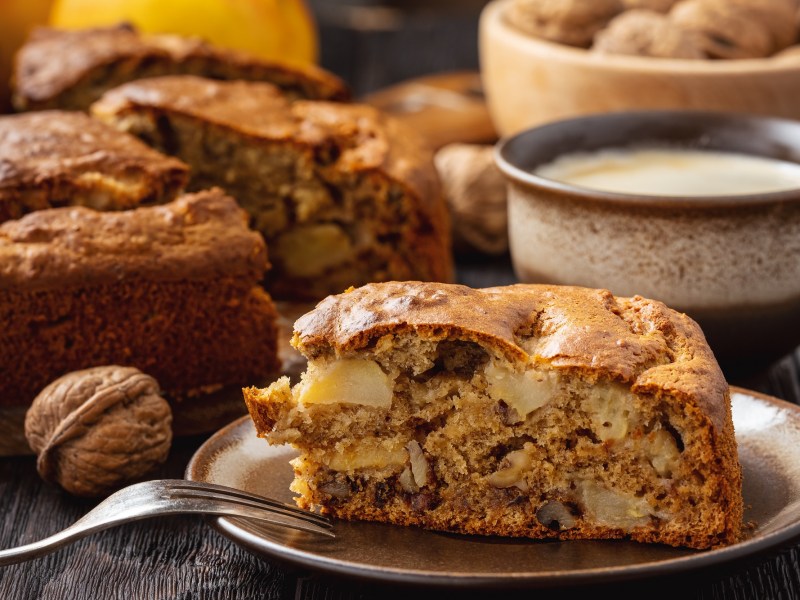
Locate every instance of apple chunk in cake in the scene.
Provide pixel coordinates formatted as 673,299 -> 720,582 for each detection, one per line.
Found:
243,282 -> 743,550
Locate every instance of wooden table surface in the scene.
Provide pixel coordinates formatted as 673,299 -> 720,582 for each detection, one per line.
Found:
3,2 -> 800,598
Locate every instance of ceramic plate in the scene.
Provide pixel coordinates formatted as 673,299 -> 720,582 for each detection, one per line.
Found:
185,387 -> 800,588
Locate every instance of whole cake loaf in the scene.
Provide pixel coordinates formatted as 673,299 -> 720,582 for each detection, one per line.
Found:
92,76 -> 453,300
244,282 -> 743,550
0,110 -> 188,223
0,188 -> 280,409
12,24 -> 350,111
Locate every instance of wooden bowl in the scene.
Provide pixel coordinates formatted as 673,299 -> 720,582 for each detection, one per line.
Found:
494,110 -> 800,376
479,0 -> 800,137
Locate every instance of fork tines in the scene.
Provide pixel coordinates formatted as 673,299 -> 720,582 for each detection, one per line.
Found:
164,480 -> 333,530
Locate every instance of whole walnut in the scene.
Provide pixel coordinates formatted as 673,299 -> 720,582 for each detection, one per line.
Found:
509,0 -> 623,47
434,143 -> 509,256
24,366 -> 173,497
594,9 -> 707,58
670,0 -> 797,59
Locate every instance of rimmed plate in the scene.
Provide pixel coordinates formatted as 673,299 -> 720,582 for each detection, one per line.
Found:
185,386 -> 800,588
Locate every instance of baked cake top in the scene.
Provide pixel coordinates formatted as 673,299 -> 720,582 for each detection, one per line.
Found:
293,281 -> 729,430
91,75 -> 441,211
0,110 -> 188,199
13,24 -> 350,108
0,188 -> 267,291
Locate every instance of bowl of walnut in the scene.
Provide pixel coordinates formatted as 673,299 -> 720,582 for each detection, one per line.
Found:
480,0 -> 800,136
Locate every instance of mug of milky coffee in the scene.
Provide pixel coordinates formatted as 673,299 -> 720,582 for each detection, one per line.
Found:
495,110 -> 800,375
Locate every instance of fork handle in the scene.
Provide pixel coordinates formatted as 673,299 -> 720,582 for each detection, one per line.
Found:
0,503 -> 332,565
0,526 -> 95,566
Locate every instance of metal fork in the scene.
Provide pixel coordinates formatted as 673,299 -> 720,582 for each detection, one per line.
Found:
0,479 -> 333,566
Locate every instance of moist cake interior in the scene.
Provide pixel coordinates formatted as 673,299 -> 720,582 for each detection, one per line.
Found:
110,110 -> 440,299
248,330 -> 738,549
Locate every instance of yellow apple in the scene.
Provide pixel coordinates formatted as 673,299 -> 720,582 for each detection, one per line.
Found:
48,0 -> 318,66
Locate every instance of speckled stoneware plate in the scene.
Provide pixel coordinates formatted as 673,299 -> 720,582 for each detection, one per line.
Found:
185,387 -> 800,588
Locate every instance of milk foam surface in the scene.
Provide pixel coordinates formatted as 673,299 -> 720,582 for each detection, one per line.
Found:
535,148 -> 800,196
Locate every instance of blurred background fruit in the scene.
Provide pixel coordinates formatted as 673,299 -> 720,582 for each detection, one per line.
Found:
49,0 -> 319,65
0,0 -> 54,112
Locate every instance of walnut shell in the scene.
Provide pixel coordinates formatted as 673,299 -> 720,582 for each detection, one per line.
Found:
24,366 -> 173,497
434,143 -> 508,256
509,0 -> 624,47
670,0 -> 796,59
593,9 -> 707,58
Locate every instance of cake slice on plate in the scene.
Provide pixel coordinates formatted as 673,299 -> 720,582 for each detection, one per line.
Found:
244,281 -> 743,550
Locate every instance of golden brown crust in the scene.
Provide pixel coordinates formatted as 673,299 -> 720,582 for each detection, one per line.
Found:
293,281 -> 729,430
0,110 -> 188,222
92,76 -> 442,215
243,386 -> 282,437
0,188 -> 267,291
12,24 -> 350,111
2,280 -> 280,409
0,190 -> 280,408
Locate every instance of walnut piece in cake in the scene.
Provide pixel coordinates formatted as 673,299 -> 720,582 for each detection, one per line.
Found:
91,76 -> 453,300
244,282 -> 743,550
0,110 -> 188,223
12,23 -> 350,111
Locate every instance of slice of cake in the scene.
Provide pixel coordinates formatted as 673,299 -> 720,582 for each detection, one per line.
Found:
243,281 -> 743,550
91,76 -> 453,300
0,188 -> 280,409
0,110 -> 188,224
12,24 -> 350,111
